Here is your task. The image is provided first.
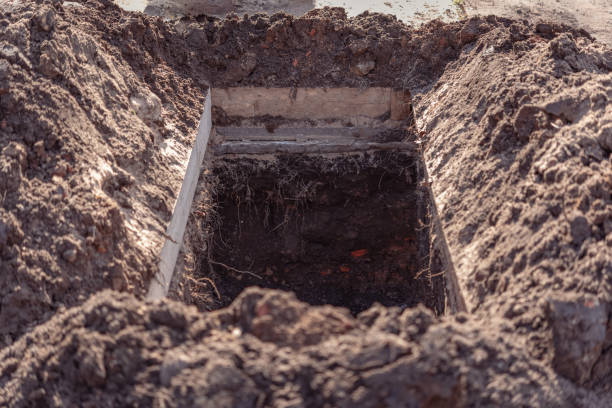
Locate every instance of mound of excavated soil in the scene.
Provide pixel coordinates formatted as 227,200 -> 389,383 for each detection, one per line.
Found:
1,0 -> 611,405
414,24 -> 612,388
0,0 -> 207,345
0,0 -> 526,345
0,288 -> 601,407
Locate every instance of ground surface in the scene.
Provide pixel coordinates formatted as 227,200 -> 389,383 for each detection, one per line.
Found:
119,0 -> 612,45
465,0 -> 612,46
0,0 -> 611,406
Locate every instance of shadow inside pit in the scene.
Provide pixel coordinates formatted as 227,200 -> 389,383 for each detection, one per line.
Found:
193,152 -> 446,315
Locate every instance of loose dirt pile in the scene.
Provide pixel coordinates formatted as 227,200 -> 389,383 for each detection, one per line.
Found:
0,0 -> 205,345
0,0 -> 611,405
0,288 -> 601,407
414,24 -> 612,387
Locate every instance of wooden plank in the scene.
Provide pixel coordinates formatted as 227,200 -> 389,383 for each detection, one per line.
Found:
147,91 -> 213,300
211,87 -> 394,120
213,141 -> 419,155
216,126 -> 387,142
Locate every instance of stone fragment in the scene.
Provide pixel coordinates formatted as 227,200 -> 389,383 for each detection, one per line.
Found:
570,213 -> 590,245
352,60 -> 375,76
547,297 -> 608,384
130,90 -> 162,122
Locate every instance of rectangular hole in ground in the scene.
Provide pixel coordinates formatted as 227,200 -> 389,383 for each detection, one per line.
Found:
192,152 -> 446,315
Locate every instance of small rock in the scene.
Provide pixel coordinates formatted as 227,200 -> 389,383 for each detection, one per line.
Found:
597,125 -> 612,153
570,213 -> 590,245
130,90 -> 162,122
62,248 -> 78,263
535,22 -> 553,35
36,8 -> 56,32
160,352 -> 190,386
547,297 -> 608,384
352,60 -> 375,76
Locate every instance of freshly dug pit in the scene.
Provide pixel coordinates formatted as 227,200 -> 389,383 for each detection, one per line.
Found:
193,152 -> 446,315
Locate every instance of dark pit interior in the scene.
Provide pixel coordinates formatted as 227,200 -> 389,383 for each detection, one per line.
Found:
194,152 -> 446,315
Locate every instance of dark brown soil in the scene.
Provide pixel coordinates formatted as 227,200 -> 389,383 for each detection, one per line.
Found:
414,22 -> 612,388
195,153 -> 445,314
0,0 -> 208,345
0,0 -> 611,405
0,288 -> 601,408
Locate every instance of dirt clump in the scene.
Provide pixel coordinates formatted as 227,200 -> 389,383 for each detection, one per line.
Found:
173,7 -> 592,88
0,288 -> 605,407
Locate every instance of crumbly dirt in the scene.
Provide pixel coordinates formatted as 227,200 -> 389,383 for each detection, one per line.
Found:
413,23 -> 612,388
0,288 -> 606,407
0,0 -> 611,405
0,0 -> 206,345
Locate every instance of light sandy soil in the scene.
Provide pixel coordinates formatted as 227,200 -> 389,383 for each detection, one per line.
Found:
465,0 -> 612,45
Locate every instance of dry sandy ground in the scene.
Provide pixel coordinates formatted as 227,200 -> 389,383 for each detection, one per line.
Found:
465,0 -> 612,45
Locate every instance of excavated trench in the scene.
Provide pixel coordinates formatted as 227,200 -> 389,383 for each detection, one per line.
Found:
174,86 -> 460,316
195,152 -> 446,315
